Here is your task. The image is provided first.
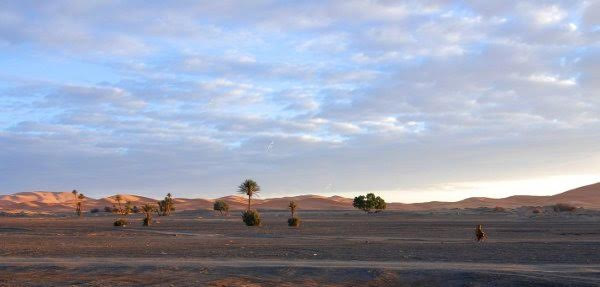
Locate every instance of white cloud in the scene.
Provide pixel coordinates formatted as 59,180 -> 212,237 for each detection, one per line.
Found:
533,5 -> 567,25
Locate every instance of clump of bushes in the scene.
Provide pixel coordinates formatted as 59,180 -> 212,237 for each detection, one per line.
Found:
288,217 -> 300,227
242,210 -> 261,226
493,206 -> 506,212
214,200 -> 229,216
553,203 -> 577,212
90,208 -> 100,214
141,204 -> 157,226
113,219 -> 128,227
532,208 -> 542,214
157,193 -> 175,216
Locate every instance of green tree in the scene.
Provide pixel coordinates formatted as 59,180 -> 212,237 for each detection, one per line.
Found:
353,193 -> 386,213
237,179 -> 260,210
213,200 -> 229,216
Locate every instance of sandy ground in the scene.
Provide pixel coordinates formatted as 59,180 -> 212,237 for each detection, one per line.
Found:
1,210 -> 600,286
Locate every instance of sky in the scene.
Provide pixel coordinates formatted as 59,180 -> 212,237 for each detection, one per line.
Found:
1,1 -> 600,202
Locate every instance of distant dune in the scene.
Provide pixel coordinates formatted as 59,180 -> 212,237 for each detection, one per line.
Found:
1,182 -> 600,213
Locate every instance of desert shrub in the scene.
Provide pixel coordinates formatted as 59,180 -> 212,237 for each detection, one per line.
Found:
141,203 -> 156,226
553,203 -> 576,212
353,193 -> 386,213
90,208 -> 100,213
493,206 -> 506,212
213,200 -> 229,216
242,210 -> 261,226
113,219 -> 128,227
157,193 -> 175,216
132,206 -> 140,214
532,208 -> 541,214
104,206 -> 112,212
288,217 -> 300,227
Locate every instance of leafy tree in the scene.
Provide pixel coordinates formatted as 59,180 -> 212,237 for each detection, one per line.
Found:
141,203 -> 157,226
353,193 -> 386,213
213,200 -> 229,216
158,193 -> 175,216
237,179 -> 260,210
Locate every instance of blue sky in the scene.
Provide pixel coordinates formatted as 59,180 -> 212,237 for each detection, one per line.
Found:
1,1 -> 600,202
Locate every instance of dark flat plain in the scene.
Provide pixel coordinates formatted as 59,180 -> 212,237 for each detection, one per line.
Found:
1,210 -> 599,286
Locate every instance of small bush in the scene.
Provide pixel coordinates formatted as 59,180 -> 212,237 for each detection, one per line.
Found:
532,208 -> 541,214
553,203 -> 576,212
493,206 -> 506,212
214,200 -> 229,216
90,208 -> 100,213
104,206 -> 112,213
242,210 -> 261,226
113,219 -> 128,227
288,217 -> 300,227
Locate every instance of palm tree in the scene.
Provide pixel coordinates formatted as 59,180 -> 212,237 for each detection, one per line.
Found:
114,195 -> 123,214
71,190 -> 78,215
76,193 -> 85,216
238,179 -> 260,210
141,203 -> 156,226
289,201 -> 297,218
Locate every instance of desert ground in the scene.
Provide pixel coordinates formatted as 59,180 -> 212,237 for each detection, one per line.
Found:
1,209 -> 600,286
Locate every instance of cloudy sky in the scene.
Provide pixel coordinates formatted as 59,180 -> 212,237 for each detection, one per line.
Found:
1,1 -> 600,202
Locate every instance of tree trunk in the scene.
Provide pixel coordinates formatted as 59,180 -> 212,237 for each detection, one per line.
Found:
247,195 -> 251,211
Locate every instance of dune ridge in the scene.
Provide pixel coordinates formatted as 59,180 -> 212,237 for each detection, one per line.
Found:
1,182 -> 600,212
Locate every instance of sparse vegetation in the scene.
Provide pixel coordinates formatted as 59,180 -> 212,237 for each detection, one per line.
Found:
72,190 -> 84,216
242,210 -> 261,226
553,203 -> 577,212
288,201 -> 300,227
113,218 -> 128,227
76,193 -> 85,217
493,206 -> 506,212
353,193 -> 386,213
141,203 -> 157,226
124,201 -> 133,215
213,200 -> 229,216
238,179 -> 260,210
114,195 -> 123,214
157,193 -> 175,216
288,217 -> 300,227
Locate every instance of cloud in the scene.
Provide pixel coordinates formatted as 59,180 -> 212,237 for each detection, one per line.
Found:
0,0 -> 599,201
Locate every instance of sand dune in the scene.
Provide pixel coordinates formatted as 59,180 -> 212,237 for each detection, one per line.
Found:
1,182 -> 600,213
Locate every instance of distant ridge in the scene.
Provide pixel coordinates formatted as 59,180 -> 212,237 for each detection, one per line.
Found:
1,182 -> 600,212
